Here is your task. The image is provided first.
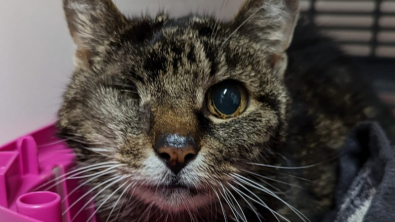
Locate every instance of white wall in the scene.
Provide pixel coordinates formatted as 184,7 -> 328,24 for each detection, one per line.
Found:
0,0 -> 243,144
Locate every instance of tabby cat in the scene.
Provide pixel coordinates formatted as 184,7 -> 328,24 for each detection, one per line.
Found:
57,0 -> 395,221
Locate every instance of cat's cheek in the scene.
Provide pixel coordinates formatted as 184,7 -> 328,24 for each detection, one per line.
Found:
178,149 -> 232,185
114,150 -> 169,185
193,147 -> 240,177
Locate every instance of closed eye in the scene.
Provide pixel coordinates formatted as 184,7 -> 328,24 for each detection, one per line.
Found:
111,84 -> 138,93
103,82 -> 140,100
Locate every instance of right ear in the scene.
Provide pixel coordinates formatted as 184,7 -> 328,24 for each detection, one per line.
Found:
233,0 -> 300,54
63,0 -> 127,69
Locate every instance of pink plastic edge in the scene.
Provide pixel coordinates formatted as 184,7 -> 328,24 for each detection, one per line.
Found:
16,191 -> 62,222
0,123 -> 98,222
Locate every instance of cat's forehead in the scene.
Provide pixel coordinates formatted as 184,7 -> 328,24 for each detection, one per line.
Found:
140,37 -> 214,105
108,16 -> 274,104
130,18 -> 222,95
135,16 -> 266,80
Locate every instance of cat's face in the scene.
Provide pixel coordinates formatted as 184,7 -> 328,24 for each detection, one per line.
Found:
58,0 -> 299,216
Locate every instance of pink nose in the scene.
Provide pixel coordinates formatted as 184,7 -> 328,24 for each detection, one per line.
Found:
154,134 -> 199,174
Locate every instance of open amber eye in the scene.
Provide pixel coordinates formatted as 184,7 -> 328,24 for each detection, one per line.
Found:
207,81 -> 248,119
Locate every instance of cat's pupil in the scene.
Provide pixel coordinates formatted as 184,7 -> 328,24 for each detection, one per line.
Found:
212,84 -> 241,115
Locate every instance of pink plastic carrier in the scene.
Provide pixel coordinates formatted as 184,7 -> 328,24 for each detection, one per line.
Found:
0,125 -> 97,222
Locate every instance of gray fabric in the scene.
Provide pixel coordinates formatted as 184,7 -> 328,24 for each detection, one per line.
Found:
322,122 -> 395,222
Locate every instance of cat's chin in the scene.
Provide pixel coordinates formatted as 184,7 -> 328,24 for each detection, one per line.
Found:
133,185 -> 215,212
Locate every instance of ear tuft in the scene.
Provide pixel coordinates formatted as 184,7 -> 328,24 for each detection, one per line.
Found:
233,0 -> 300,53
63,0 -> 127,69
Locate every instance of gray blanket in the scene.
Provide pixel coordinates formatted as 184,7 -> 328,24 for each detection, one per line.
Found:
322,122 -> 395,222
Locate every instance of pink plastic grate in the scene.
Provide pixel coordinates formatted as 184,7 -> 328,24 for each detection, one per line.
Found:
0,125 -> 97,222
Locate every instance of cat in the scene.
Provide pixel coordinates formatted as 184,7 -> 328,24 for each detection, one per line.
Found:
57,0 -> 395,221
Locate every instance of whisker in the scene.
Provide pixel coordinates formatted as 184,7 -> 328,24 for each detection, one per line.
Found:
262,169 -> 312,182
182,197 -> 195,222
86,180 -> 128,222
230,181 -> 284,222
61,135 -> 107,145
255,178 -> 286,195
35,161 -> 119,191
115,183 -> 136,218
246,162 -> 322,170
106,180 -> 134,222
146,202 -> 155,222
186,198 -> 199,222
219,187 -> 239,222
37,139 -> 69,147
88,148 -> 112,152
122,183 -> 138,212
233,174 -> 310,222
241,169 -> 304,189
68,168 -> 118,180
113,183 -> 135,222
213,188 -> 228,222
228,182 -> 262,222
63,176 -> 122,216
79,145 -> 114,156
222,185 -> 247,222
62,167 -> 120,203
45,164 -> 121,193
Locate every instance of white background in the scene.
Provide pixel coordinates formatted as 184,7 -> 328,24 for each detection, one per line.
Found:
0,0 -> 243,144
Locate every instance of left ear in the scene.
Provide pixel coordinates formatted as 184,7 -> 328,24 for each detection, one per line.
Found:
63,0 -> 128,69
233,0 -> 300,54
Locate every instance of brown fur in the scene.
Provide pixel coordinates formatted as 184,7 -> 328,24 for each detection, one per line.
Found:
57,0 -> 395,221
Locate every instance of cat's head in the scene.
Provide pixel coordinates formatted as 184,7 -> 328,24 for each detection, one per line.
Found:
58,0 -> 299,215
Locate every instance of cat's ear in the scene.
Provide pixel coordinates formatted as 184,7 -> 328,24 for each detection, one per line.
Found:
233,0 -> 300,54
63,0 -> 127,69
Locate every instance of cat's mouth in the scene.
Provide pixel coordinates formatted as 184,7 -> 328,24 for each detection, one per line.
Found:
152,184 -> 201,195
134,183 -> 215,212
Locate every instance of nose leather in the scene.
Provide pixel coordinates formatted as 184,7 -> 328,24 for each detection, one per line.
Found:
154,134 -> 199,174
157,146 -> 196,166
